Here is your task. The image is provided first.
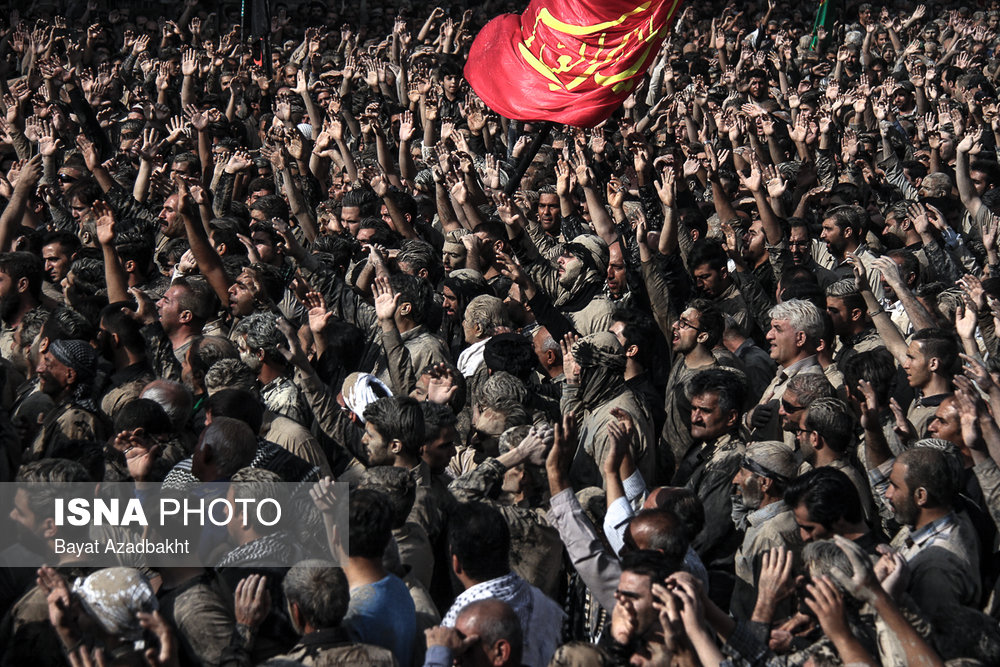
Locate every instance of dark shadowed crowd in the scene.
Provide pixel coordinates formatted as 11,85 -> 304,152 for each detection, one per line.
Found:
1,0 -> 1000,665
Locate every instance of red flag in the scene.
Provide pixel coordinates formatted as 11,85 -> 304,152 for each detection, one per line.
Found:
464,0 -> 684,128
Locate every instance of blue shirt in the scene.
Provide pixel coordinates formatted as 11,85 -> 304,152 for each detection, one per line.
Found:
343,574 -> 416,667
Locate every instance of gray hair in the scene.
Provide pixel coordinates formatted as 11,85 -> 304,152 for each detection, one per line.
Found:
475,371 -> 528,410
769,299 -> 824,343
802,540 -> 855,590
282,560 -> 349,630
237,312 -> 286,357
787,374 -> 835,403
464,295 -> 509,337
201,416 -> 257,478
140,379 -> 194,430
205,359 -> 257,395
825,278 -> 860,298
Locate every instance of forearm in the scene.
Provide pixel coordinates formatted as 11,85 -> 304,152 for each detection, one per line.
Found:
862,289 -> 909,364
280,167 -> 319,242
872,591 -> 944,667
133,159 -> 154,203
101,243 -> 131,305
583,186 -> 617,245
334,137 -> 358,182
399,140 -> 417,183
181,75 -> 196,107
384,196 -> 418,239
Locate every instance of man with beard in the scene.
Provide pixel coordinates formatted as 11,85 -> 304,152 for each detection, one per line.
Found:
688,240 -> 754,339
29,338 -> 107,461
671,368 -> 746,580
786,219 -> 839,289
503,200 -> 614,335
141,276 -> 215,382
825,279 -> 885,375
39,230 -> 80,302
886,445 -> 981,615
566,332 -> 653,489
178,178 -> 287,332
1,459 -> 95,667
660,300 -> 727,480
798,397 -> 875,521
819,205 -> 883,300
730,440 -> 801,619
535,186 -> 562,238
440,269 -> 490,357
233,311 -> 311,427
605,239 -> 632,305
0,252 -> 46,374
441,229 -> 469,275
96,302 -> 155,421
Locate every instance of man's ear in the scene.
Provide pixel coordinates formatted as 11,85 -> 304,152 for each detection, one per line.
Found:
451,553 -> 463,576
794,330 -> 807,349
928,356 -> 940,373
65,367 -> 77,386
179,309 -> 193,325
123,259 -> 137,273
389,439 -> 403,456
491,639 -> 512,666
724,409 -> 739,429
16,276 -> 29,295
913,486 -> 929,507
759,475 -> 774,496
42,517 -> 57,540
398,302 -> 412,318
624,344 -> 639,359
850,307 -> 864,323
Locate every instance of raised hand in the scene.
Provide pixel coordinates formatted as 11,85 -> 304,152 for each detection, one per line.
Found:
234,574 -> 271,629
181,48 -> 198,77
303,291 -> 333,334
426,363 -> 459,405
93,200 -> 116,246
372,275 -> 399,322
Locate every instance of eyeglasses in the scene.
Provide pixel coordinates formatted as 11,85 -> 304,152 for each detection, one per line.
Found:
58,174 -> 78,184
676,318 -> 701,331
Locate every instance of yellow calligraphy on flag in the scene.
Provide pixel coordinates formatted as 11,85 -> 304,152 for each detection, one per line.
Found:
516,0 -> 682,94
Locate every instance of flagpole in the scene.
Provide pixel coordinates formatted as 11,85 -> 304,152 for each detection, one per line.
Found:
504,122 -> 553,196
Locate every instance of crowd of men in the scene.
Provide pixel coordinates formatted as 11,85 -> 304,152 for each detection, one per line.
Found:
0,0 -> 999,664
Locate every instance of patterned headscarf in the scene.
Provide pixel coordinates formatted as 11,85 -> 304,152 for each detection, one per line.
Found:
73,567 -> 158,640
573,332 -> 626,410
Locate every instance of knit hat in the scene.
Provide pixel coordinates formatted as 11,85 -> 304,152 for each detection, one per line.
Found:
49,339 -> 98,382
742,441 -> 798,484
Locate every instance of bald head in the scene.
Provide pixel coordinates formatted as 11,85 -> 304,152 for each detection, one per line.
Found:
626,508 -> 689,566
455,599 -> 523,667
